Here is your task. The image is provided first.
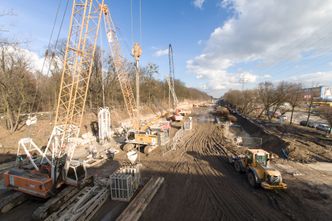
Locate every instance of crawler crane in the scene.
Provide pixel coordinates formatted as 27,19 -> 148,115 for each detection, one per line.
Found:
102,7 -> 170,154
4,0 -> 168,203
167,44 -> 187,122
4,0 -> 105,198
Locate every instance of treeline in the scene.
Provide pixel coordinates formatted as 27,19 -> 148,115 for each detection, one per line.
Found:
0,42 -> 209,131
224,82 -> 302,122
223,81 -> 332,129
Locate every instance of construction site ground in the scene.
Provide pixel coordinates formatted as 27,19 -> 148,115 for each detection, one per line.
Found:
89,107 -> 332,220
1,106 -> 332,220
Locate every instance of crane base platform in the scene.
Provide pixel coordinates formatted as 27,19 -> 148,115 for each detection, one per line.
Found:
4,168 -> 52,198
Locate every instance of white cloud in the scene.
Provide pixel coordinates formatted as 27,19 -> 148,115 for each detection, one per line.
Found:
239,72 -> 257,83
153,48 -> 168,57
3,45 -> 60,75
5,46 -> 44,71
289,71 -> 332,86
187,0 -> 332,96
193,0 -> 205,9
262,74 -> 271,79
196,74 -> 203,79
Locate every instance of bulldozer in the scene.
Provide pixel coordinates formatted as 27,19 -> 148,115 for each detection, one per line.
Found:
231,149 -> 287,190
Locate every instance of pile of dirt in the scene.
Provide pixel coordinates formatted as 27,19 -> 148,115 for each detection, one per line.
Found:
232,112 -> 288,157
227,108 -> 332,163
272,125 -> 332,163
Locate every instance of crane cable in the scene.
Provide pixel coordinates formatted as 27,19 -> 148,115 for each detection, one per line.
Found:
130,0 -> 133,45
29,0 -> 62,113
100,18 -> 105,107
139,0 -> 142,43
41,0 -> 62,74
130,0 -> 142,44
45,0 -> 70,77
30,0 -> 69,113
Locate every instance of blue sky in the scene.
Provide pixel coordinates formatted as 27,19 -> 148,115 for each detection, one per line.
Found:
2,0 -> 332,97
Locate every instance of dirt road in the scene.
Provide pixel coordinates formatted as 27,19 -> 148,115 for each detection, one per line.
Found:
138,109 -> 330,221
1,107 -> 331,221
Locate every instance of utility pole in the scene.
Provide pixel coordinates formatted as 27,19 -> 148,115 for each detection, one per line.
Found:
239,73 -> 247,91
132,43 -> 142,115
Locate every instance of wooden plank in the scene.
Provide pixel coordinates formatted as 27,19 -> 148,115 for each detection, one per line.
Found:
116,177 -> 164,221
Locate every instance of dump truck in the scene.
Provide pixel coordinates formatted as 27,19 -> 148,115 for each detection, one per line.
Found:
230,149 -> 287,190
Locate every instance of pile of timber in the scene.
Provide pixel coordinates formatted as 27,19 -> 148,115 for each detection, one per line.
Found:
116,176 -> 164,221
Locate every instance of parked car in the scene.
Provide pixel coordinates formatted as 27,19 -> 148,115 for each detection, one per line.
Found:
299,120 -> 318,128
307,121 -> 319,128
300,120 -> 307,126
310,110 -> 319,116
316,124 -> 331,133
278,115 -> 287,120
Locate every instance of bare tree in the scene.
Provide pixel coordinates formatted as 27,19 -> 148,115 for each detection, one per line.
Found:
287,83 -> 302,124
305,89 -> 315,126
269,82 -> 291,118
318,106 -> 332,135
0,44 -> 37,131
257,81 -> 277,120
223,89 -> 258,115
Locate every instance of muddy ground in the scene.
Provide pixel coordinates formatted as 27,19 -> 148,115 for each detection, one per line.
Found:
136,109 -> 331,221
1,107 -> 331,221
229,109 -> 332,163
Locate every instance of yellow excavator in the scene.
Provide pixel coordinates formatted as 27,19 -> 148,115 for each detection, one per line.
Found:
124,117 -> 170,154
231,149 -> 287,190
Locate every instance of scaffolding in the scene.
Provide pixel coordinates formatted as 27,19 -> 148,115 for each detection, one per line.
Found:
98,107 -> 111,143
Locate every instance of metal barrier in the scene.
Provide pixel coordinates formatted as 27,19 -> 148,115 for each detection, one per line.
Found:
161,117 -> 193,155
240,137 -> 262,148
110,165 -> 140,202
161,128 -> 184,155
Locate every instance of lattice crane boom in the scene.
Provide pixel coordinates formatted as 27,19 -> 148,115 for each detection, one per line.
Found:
44,0 -> 104,163
5,0 -> 106,198
168,44 -> 178,109
102,5 -> 139,129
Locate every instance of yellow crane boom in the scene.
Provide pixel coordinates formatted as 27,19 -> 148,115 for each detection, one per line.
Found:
53,0 -> 104,158
4,0 -> 106,198
102,5 -> 139,129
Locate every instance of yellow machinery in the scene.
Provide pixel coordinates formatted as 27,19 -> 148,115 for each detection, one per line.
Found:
102,7 -> 169,154
232,149 -> 287,190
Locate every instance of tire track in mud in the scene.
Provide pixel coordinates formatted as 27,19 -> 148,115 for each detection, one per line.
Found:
176,123 -> 291,220
182,124 -> 276,220
142,115 -> 298,221
204,124 -> 311,221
